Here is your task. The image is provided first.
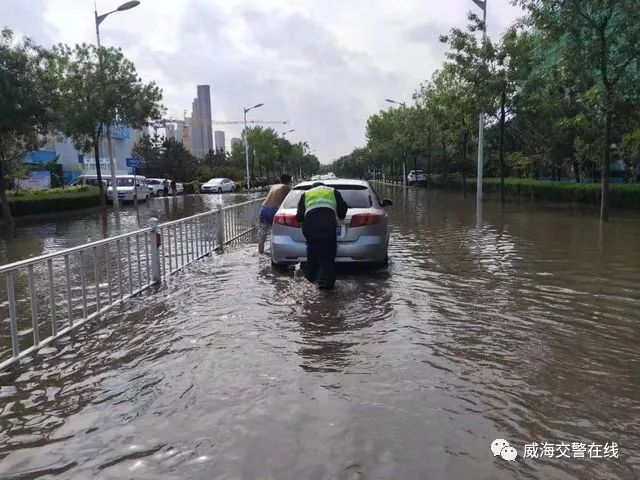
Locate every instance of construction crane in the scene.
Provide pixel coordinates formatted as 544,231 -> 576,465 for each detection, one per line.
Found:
153,118 -> 288,126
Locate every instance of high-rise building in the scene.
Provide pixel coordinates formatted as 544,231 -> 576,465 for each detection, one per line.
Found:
214,131 -> 226,153
190,85 -> 213,158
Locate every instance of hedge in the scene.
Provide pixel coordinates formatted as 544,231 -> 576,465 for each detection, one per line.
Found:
429,176 -> 640,209
6,186 -> 102,217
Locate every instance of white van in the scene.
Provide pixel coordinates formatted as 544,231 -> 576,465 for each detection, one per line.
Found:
69,174 -> 108,188
106,175 -> 150,203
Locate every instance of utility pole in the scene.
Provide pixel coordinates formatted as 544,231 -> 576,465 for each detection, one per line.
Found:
94,1 -> 141,211
472,0 -> 487,203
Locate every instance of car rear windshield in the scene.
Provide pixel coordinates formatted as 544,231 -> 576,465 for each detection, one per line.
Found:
282,185 -> 375,209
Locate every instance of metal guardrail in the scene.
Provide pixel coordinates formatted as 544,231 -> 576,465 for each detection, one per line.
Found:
0,198 -> 263,371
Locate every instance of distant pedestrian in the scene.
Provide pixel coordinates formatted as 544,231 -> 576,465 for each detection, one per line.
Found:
171,179 -> 177,197
163,179 -> 169,197
193,179 -> 200,194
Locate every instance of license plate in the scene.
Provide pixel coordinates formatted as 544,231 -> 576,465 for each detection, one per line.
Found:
336,226 -> 342,237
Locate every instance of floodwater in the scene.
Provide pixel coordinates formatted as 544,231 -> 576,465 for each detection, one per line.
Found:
0,193 -> 258,265
0,185 -> 639,480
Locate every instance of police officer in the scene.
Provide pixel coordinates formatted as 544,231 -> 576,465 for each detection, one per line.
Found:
296,182 -> 348,289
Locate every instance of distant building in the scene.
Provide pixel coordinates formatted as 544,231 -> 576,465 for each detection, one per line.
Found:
181,118 -> 191,152
190,85 -> 213,158
165,123 -> 177,140
29,125 -> 137,184
214,131 -> 226,153
231,137 -> 243,150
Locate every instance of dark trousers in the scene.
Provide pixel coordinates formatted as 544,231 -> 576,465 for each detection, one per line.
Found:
304,238 -> 337,288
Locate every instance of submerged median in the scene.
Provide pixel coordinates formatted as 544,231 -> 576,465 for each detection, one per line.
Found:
429,176 -> 640,209
6,186 -> 102,217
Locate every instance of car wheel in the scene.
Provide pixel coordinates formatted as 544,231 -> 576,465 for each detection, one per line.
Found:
218,187 -> 222,194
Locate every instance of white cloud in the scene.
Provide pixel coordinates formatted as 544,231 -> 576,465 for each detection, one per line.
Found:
5,0 -> 523,163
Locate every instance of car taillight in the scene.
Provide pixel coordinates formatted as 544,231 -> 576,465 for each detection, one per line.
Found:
274,213 -> 300,228
349,213 -> 382,227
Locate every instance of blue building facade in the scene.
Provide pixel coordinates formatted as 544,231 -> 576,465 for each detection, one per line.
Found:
29,125 -> 139,185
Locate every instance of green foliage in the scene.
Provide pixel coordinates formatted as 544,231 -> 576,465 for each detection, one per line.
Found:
7,186 -> 101,216
431,176 -> 640,208
53,43 -> 164,196
337,2 -> 640,219
0,28 -> 59,222
228,127 -> 319,181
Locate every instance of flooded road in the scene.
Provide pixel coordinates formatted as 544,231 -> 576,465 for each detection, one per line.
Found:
1,185 -> 639,480
0,193 -> 258,264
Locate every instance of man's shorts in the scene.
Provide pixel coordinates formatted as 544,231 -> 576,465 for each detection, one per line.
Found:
258,206 -> 279,239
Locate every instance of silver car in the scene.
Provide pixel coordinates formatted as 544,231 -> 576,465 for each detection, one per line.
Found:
271,179 -> 393,266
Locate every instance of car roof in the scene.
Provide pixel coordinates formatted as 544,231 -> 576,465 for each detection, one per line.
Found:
206,178 -> 225,182
293,178 -> 370,189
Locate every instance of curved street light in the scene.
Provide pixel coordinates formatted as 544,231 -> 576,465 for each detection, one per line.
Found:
94,0 -> 141,211
385,98 -> 407,108
243,103 -> 265,190
282,129 -> 295,137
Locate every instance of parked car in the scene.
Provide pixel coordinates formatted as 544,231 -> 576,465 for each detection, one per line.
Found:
147,178 -> 166,196
271,179 -> 393,266
407,170 -> 427,185
174,182 -> 184,195
69,174 -> 108,188
202,178 -> 236,193
106,175 -> 150,203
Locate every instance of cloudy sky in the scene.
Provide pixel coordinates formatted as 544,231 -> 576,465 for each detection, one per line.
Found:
6,0 -> 523,163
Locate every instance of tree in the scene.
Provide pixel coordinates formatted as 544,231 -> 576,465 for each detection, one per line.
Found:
515,0 -> 640,221
54,43 -> 163,206
0,28 -> 59,223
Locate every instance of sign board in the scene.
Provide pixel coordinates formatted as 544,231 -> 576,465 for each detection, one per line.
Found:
126,157 -> 143,169
16,170 -> 51,190
101,124 -> 131,140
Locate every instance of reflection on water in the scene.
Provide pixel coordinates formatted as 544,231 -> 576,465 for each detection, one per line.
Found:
0,187 -> 639,479
0,193 -> 257,264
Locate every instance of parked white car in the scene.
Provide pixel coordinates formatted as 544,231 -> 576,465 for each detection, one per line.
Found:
201,178 -> 235,193
407,170 -> 427,185
106,175 -> 150,203
147,178 -> 167,196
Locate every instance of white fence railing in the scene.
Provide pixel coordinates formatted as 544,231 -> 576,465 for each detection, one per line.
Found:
0,198 -> 263,371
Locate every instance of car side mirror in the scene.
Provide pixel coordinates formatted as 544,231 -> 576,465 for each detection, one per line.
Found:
382,198 -> 393,207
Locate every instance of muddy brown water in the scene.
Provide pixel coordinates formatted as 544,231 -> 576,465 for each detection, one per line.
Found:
0,186 -> 639,479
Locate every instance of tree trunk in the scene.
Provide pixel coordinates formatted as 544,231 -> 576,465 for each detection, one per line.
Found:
462,131 -> 469,198
442,134 -> 448,184
427,129 -> 432,185
0,150 -> 14,224
601,104 -> 612,222
93,136 -> 106,208
573,160 -> 581,183
499,90 -> 506,203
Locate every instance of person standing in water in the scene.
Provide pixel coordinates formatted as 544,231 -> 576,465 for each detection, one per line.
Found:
258,174 -> 292,254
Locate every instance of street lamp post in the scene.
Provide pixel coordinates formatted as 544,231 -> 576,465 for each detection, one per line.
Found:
244,103 -> 264,191
280,129 -> 295,173
385,98 -> 408,186
243,103 -> 264,191
94,1 -> 141,211
472,0 -> 487,203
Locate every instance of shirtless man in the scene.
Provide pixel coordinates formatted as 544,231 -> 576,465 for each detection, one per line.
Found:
258,174 -> 292,254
